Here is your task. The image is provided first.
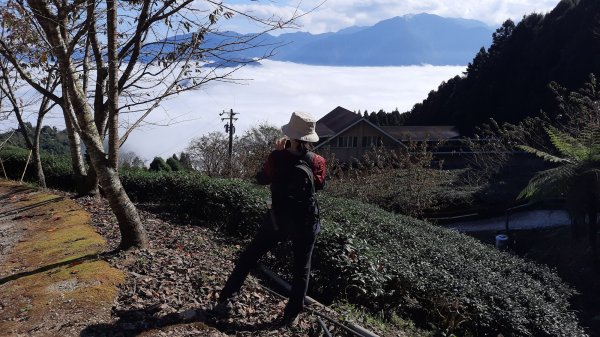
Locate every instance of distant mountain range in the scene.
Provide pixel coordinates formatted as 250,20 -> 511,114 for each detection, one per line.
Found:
269,14 -> 495,66
145,13 -> 495,67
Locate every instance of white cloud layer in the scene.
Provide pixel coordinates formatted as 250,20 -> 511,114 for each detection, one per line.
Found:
221,0 -> 560,34
124,61 -> 465,160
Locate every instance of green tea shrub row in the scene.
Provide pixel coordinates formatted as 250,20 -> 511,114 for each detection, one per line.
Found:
120,170 -> 268,237
119,170 -> 585,336
313,196 -> 585,336
0,146 -> 73,190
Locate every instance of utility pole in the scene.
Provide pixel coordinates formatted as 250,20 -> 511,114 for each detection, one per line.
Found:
220,108 -> 238,160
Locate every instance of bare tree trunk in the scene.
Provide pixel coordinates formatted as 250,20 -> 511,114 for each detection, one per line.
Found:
28,0 -> 148,250
61,83 -> 93,195
107,0 -> 119,170
70,80 -> 148,249
2,86 -> 47,186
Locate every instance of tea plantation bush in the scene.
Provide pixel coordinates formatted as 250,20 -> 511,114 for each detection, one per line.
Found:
120,170 -> 586,337
314,197 -> 585,336
120,170 -> 267,237
0,146 -> 73,190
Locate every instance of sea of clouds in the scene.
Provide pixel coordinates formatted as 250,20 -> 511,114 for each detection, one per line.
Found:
124,60 -> 465,160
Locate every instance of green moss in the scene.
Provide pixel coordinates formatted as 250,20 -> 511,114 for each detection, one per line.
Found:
0,181 -> 123,334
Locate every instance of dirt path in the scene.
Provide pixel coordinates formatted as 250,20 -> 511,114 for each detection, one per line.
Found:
0,180 -> 123,337
0,184 -> 31,268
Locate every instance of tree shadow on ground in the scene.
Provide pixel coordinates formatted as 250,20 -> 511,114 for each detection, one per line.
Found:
0,250 -> 119,285
80,306 -> 284,337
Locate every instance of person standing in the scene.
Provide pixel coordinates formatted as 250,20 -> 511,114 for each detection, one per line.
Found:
215,111 -> 326,325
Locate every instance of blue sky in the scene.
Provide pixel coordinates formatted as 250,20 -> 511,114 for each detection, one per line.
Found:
212,0 -> 561,34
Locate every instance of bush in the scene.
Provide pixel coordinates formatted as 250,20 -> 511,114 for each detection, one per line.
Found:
149,157 -> 171,172
313,196 -> 585,336
120,170 -> 267,237
0,146 -> 74,190
166,155 -> 184,171
120,170 -> 586,336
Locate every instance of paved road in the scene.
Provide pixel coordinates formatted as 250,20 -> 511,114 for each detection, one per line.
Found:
444,209 -> 570,232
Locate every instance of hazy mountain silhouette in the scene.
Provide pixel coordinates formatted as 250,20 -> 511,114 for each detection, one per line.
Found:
144,13 -> 494,67
271,13 -> 494,66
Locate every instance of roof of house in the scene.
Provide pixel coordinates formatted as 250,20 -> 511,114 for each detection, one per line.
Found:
315,106 -> 460,144
316,106 -> 361,137
380,126 -> 460,140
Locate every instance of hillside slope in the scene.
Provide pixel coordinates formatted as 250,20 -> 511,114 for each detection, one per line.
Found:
403,0 -> 600,134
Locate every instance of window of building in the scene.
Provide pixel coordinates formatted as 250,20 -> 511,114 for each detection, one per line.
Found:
362,136 -> 382,147
335,136 -> 358,148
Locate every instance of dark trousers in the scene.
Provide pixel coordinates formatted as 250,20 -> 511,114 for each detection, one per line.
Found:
219,223 -> 317,317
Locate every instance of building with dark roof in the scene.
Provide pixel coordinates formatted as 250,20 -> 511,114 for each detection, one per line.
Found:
315,106 -> 460,162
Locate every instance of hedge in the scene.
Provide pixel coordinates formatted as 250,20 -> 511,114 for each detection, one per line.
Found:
0,146 -> 73,190
119,170 -> 586,337
314,196 -> 584,336
120,170 -> 267,237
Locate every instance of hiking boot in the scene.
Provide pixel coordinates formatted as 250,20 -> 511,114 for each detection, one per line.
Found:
278,314 -> 300,328
211,300 -> 233,317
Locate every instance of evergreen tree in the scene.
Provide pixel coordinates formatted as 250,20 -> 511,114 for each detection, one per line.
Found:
390,109 -> 401,126
376,109 -> 388,126
404,0 -> 600,135
368,111 -> 379,125
166,154 -> 184,171
149,157 -> 171,172
179,151 -> 193,171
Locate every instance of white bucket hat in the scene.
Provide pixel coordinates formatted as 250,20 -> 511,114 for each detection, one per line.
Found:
281,111 -> 319,142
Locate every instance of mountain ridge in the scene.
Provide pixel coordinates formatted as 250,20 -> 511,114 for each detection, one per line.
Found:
145,13 -> 495,67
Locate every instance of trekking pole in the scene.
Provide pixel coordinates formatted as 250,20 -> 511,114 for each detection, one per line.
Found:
317,316 -> 333,337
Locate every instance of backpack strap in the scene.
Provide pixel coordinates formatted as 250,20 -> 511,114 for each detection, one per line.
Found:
299,151 -> 319,224
301,151 -> 314,168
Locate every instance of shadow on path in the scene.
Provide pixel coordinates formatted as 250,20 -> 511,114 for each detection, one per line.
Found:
0,249 -> 119,285
80,305 -> 282,337
0,196 -> 66,219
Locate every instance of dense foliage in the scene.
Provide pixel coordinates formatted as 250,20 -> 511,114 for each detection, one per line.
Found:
149,157 -> 172,172
403,0 -> 600,135
119,170 -> 585,336
0,124 -> 71,155
0,145 -> 73,190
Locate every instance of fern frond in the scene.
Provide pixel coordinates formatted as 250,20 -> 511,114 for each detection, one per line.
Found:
517,145 -> 572,163
580,127 -> 600,156
590,154 -> 600,163
518,165 -> 575,200
546,126 -> 588,160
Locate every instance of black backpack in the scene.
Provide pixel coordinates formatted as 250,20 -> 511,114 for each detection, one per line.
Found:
276,151 -> 318,226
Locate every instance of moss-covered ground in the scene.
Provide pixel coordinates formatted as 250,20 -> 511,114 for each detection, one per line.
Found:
0,179 -> 123,337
